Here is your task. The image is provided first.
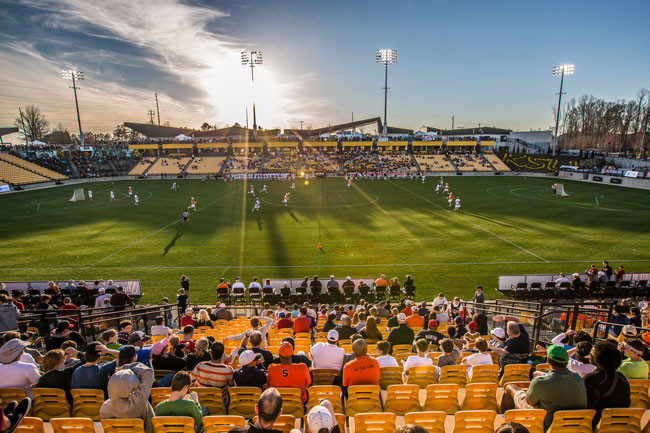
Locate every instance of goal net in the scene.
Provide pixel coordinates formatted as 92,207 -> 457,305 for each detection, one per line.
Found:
69,188 -> 85,202
555,183 -> 570,197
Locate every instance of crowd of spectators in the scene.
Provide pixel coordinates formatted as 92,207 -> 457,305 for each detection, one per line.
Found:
224,155 -> 261,173
301,149 -> 340,173
342,150 -> 377,172
377,153 -> 417,173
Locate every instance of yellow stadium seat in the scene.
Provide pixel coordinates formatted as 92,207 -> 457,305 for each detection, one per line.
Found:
150,387 -> 172,408
307,385 -> 343,414
101,418 -> 146,433
346,385 -> 382,416
439,365 -> 468,387
461,382 -> 498,411
594,408 -> 644,433
150,336 -> 166,343
404,411 -> 446,433
469,365 -> 499,383
304,413 -> 347,433
71,389 -> 104,420
353,413 -> 396,433
535,363 -> 552,374
14,417 -> 44,433
203,415 -> 246,433
0,388 -> 27,411
499,364 -> 531,387
453,410 -> 497,433
152,416 -> 195,433
423,384 -> 460,414
228,387 -> 261,418
154,370 -> 175,382
383,384 -> 421,416
392,345 -> 413,355
312,369 -> 338,385
628,379 -> 650,409
253,415 -> 295,433
31,388 -> 70,420
406,366 -> 437,388
547,410 -> 596,433
194,387 -> 227,415
504,409 -> 547,433
49,418 -> 94,433
379,367 -> 403,389
276,387 -> 304,418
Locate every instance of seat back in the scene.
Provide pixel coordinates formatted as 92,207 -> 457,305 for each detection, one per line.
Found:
252,415 -> 296,433
628,379 -> 650,408
379,367 -> 403,389
71,389 -> 104,420
547,410 -> 596,433
469,365 -> 499,383
595,408 -> 644,433
423,384 -> 460,414
312,369 -> 338,385
31,388 -> 71,420
404,411 -> 446,433
154,370 -> 175,381
151,416 -> 195,433
203,416 -> 246,433
406,366 -> 437,388
276,387 -> 304,418
306,385 -> 343,414
101,418 -> 146,433
14,417 -> 45,433
384,384 -> 421,415
49,418 -> 94,433
504,409 -> 546,433
346,385 -> 382,416
228,387 -> 261,418
453,410 -> 497,433
392,344 -> 413,355
150,387 -> 172,408
499,364 -> 531,386
439,365 -> 468,387
353,413 -> 396,433
194,387 -> 227,415
0,387 -> 27,411
461,382 -> 498,411
535,363 -> 551,374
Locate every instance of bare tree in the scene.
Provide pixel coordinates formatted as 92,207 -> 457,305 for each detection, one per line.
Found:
15,105 -> 48,142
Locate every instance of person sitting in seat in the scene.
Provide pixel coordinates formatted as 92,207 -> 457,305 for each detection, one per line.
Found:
300,399 -> 342,433
154,371 -> 203,433
0,339 -> 40,398
214,303 -> 234,321
322,313 -> 337,333
195,309 -> 213,329
463,321 -> 481,347
190,341 -> 234,405
342,339 -> 380,387
375,341 -> 399,368
267,342 -> 311,403
462,338 -> 492,379
70,342 -> 117,397
416,320 -> 445,347
360,316 -> 383,341
311,330 -> 346,372
327,276 -> 340,295
488,315 -> 530,359
151,338 -> 186,373
406,307 -> 424,328
276,312 -> 294,329
180,308 -> 195,327
229,388 -> 284,433
269,337 -> 311,368
342,277 -> 355,296
233,350 -> 267,389
403,338 -> 434,381
617,339 -> 649,379
151,316 -> 173,337
36,348 -> 82,403
335,315 -> 356,341
387,313 -> 414,352
294,307 -> 316,334
437,338 -> 461,368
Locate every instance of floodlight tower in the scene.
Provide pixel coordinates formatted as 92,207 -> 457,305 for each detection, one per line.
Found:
241,50 -> 263,137
376,49 -> 397,136
61,69 -> 85,145
551,64 -> 574,155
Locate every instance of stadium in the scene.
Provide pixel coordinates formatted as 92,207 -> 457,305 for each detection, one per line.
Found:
1,1 -> 650,433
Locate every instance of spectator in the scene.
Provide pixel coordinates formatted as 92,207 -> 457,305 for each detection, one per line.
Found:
437,339 -> 461,368
177,289 -> 189,315
501,345 -> 587,430
310,275 -> 322,294
463,338 -> 492,378
100,348 -> 155,433
154,372 -> 203,433
303,400 -> 342,433
101,329 -> 121,350
489,315 -> 530,358
181,326 -> 197,353
453,316 -> 467,338
185,338 -> 211,371
239,331 -> 274,368
180,308 -> 195,327
33,294 -> 53,310
110,286 -> 135,308
463,321 -> 481,346
354,312 -> 367,333
566,341 -> 596,377
151,339 -> 186,373
375,341 -> 399,367
45,321 -> 84,351
387,313 -> 414,352
190,341 -> 234,404
127,332 -> 153,367
267,342 -> 311,403
401,300 -> 413,317
0,339 -> 41,398
394,426 -> 428,433
342,277 -> 355,295
311,330 -> 346,372
617,340 -> 649,379
170,336 -> 186,359
602,260 -> 613,280
374,274 -> 388,290
615,265 -> 626,284
180,275 -> 191,294
195,309 -> 213,328
386,307 -> 400,329
416,320 -> 446,347
472,312 -> 489,336
248,277 -> 262,296
234,350 -> 267,389
322,313 -> 337,333
70,342 -> 117,397
270,337 -> 311,368
326,276 -> 340,294
584,340 -> 631,428
0,396 -> 31,433
360,316 -> 382,340
151,316 -> 173,337
117,321 -> 132,345
494,423 -> 530,433
629,308 -> 642,328
37,348 -> 82,401
434,306 -> 449,324
609,305 -> 630,337
433,293 -> 448,309
555,273 -> 569,285
335,315 -> 356,341
294,307 -> 316,334
403,339 -> 434,380
489,328 -> 507,348
276,312 -> 294,329
215,303 -> 234,321
225,316 -> 274,345
232,277 -> 246,298
342,339 -> 380,387
473,286 -> 485,305
229,388 -> 283,433
406,308 -> 424,328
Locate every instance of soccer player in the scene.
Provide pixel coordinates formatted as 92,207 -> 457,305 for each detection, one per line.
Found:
171,182 -> 177,191
134,193 -> 139,206
249,185 -> 255,196
347,179 -> 351,189
88,189 -> 93,201
110,190 -> 115,201
190,197 -> 196,211
128,186 -> 132,197
262,184 -> 268,194
252,198 -> 261,212
443,183 -> 449,193
290,182 -> 296,191
448,192 -> 454,207
421,173 -> 426,183
454,197 -> 461,212
435,183 -> 441,194
181,209 -> 190,225
283,193 -> 289,207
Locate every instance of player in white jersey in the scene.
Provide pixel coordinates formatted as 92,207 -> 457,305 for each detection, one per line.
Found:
248,185 -> 255,196
262,184 -> 268,194
181,209 -> 190,225
283,193 -> 289,206
454,197 -> 461,212
347,179 -> 352,189
110,190 -> 115,201
290,182 -> 296,191
171,182 -> 177,191
435,183 -> 441,194
447,192 -> 454,207
421,173 -> 426,183
443,183 -> 449,193
305,173 -> 309,181
128,186 -> 132,197
134,194 -> 139,206
88,189 -> 93,201
190,197 -> 196,211
252,198 -> 261,212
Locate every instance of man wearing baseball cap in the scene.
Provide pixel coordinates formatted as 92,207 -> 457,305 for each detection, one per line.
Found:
305,400 -> 341,433
233,350 -> 267,389
126,331 -> 152,367
415,320 -> 446,347
386,313 -> 414,353
311,330 -> 345,372
501,344 -> 587,430
267,342 -> 311,403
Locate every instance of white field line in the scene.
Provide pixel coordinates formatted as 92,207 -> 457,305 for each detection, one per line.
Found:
389,180 -> 550,262
86,186 -> 242,267
2,259 -> 650,272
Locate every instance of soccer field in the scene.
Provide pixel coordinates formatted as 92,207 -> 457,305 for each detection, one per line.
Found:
1,176 -> 649,304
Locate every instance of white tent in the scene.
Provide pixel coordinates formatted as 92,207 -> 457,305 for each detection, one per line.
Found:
175,134 -> 192,141
29,140 -> 46,145
319,133 -> 331,138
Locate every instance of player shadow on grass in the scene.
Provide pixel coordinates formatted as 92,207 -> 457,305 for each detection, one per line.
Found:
256,216 -> 263,231
288,210 -> 301,224
163,226 -> 184,256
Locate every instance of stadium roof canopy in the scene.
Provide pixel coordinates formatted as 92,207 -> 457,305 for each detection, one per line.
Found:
440,126 -> 511,136
0,127 -> 19,136
124,122 -> 281,139
286,117 -> 413,136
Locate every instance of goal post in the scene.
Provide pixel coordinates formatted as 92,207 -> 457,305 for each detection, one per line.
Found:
554,183 -> 570,197
69,188 -> 85,202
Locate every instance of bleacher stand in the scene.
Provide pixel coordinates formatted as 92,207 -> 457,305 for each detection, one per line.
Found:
415,155 -> 455,172
148,156 -> 191,176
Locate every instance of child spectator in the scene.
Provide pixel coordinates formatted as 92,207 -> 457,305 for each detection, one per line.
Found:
117,321 -> 132,345
154,371 -> 203,433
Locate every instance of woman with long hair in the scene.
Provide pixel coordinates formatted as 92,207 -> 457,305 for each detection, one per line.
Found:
185,338 -> 211,371
195,309 -> 213,328
361,316 -> 383,341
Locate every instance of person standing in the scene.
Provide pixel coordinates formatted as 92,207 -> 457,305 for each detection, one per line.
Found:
180,275 -> 190,294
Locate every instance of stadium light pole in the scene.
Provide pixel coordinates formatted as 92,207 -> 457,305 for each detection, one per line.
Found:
376,49 -> 397,136
241,51 -> 262,137
61,69 -> 85,145
551,64 -> 574,155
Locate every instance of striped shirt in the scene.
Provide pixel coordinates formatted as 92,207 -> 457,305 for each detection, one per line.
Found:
190,361 -> 233,388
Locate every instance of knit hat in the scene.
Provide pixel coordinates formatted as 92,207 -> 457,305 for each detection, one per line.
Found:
279,341 -> 294,357
468,321 -> 477,331
151,339 -> 169,355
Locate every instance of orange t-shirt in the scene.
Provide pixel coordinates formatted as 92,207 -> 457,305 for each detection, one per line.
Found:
267,363 -> 312,402
343,355 -> 380,387
406,314 -> 424,328
375,278 -> 388,288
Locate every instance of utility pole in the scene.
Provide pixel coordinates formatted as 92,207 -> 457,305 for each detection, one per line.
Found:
552,64 -> 574,155
18,107 -> 30,144
451,115 -> 455,130
300,120 -> 304,131
147,109 -> 156,124
155,92 -> 161,125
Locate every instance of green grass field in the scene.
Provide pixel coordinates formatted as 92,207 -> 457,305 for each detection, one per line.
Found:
1,176 -> 650,304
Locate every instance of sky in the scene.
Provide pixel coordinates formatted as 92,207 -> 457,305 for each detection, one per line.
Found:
0,0 -> 649,143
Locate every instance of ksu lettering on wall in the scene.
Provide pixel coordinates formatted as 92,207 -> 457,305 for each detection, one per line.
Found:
500,153 -> 579,172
